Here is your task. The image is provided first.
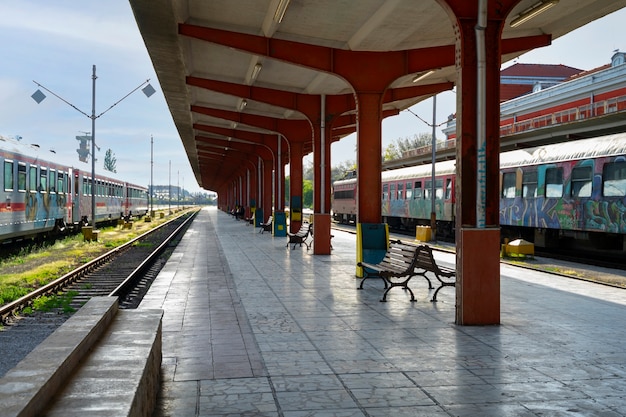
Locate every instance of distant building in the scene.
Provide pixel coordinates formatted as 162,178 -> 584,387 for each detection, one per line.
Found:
499,63 -> 582,102
444,50 -> 626,140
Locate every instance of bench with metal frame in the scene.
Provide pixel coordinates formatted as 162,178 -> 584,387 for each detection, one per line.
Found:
413,244 -> 456,302
258,216 -> 273,233
286,222 -> 312,250
357,239 -> 420,302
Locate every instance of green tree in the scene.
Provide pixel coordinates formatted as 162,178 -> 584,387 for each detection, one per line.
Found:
331,160 -> 357,182
383,133 -> 434,161
302,179 -> 313,208
104,148 -> 117,173
382,143 -> 401,161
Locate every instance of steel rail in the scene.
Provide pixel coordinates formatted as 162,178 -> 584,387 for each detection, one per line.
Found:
109,210 -> 198,298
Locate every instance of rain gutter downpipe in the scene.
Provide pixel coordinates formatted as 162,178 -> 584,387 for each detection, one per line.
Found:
321,94 -> 326,213
476,0 -> 487,228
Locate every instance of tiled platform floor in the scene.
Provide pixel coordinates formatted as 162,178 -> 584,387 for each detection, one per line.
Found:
141,207 -> 626,417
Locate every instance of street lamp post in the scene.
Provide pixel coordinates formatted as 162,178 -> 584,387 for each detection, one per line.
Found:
90,65 -> 97,229
32,65 -> 155,228
150,134 -> 154,215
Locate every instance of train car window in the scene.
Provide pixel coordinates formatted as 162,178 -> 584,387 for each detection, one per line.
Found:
522,171 -> 537,198
571,166 -> 592,198
435,179 -> 444,199
545,167 -> 563,198
382,183 -> 389,200
413,181 -> 422,199
57,172 -> 65,194
29,166 -> 37,192
406,182 -> 413,199
39,168 -> 48,192
423,180 -> 444,199
398,182 -> 404,200
18,164 -> 26,191
445,178 -> 452,199
501,172 -> 516,198
390,183 -> 396,200
49,170 -> 56,193
3,160 -> 13,191
603,161 -> 626,197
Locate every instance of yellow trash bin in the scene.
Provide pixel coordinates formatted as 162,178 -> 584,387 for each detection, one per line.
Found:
415,225 -> 432,242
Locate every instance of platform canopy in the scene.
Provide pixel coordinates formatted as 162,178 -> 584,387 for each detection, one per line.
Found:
129,0 -> 626,192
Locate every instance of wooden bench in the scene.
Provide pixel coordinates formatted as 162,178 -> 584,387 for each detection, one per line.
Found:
357,240 -> 420,302
258,216 -> 273,233
286,222 -> 312,250
413,244 -> 456,302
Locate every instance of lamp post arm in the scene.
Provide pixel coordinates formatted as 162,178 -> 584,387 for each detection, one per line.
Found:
96,79 -> 151,119
32,80 -> 91,119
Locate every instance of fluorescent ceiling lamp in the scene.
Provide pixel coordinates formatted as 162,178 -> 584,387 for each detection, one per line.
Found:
251,63 -> 262,81
412,70 -> 436,83
274,0 -> 291,23
510,0 -> 559,28
239,99 -> 247,111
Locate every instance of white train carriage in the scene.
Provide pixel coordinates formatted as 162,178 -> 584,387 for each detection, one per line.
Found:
1,135 -> 148,243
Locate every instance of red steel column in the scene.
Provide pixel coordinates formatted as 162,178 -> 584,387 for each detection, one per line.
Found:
355,92 -> 384,223
289,140 -> 304,233
248,159 -> 257,219
312,120 -> 333,254
448,4 -> 510,325
262,157 -> 273,222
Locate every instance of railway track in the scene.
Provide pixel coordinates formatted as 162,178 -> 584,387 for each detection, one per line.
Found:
0,209 -> 198,323
331,222 -> 626,288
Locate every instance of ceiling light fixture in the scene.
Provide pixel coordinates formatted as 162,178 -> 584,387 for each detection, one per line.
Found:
510,0 -> 559,28
412,70 -> 436,83
239,99 -> 247,111
273,0 -> 291,23
251,63 -> 262,82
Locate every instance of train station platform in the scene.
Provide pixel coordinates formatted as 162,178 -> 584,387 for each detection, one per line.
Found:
141,206 -> 626,416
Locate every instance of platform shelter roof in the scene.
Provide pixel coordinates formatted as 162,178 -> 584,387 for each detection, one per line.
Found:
128,0 -> 626,191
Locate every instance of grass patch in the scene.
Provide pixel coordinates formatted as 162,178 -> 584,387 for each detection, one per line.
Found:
0,209 -> 194,308
133,241 -> 154,248
0,285 -> 30,305
32,291 -> 78,313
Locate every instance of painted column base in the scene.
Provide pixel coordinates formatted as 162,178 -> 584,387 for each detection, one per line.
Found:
456,227 -> 501,325
313,214 -> 331,255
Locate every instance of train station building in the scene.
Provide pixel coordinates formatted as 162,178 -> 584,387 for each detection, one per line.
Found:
4,2 -> 626,416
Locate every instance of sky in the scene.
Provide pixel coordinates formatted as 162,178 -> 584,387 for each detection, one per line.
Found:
0,2 -> 624,194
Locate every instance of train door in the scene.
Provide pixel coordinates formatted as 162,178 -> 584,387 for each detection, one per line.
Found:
71,169 -> 82,224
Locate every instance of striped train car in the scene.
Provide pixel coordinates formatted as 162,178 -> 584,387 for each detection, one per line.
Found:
1,135 -> 148,243
332,133 -> 626,253
499,133 -> 626,252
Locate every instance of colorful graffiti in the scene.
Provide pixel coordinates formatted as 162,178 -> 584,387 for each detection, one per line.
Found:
500,158 -> 626,233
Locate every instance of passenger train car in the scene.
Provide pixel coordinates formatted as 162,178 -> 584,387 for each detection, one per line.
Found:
332,134 -> 626,253
1,136 -> 149,243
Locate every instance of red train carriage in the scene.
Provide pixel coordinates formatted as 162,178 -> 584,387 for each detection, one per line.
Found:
332,160 -> 456,235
